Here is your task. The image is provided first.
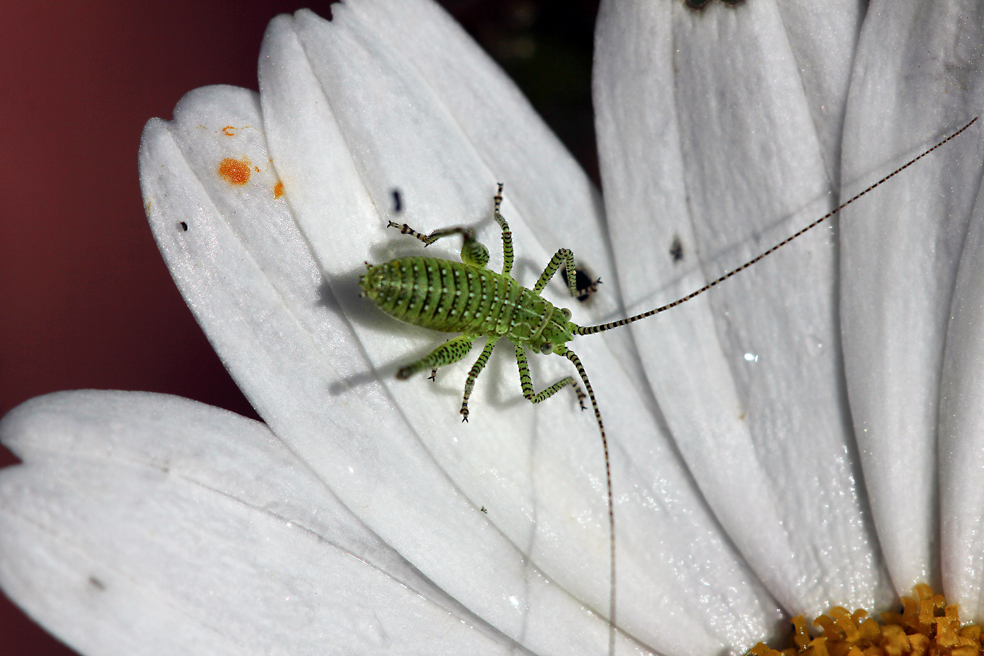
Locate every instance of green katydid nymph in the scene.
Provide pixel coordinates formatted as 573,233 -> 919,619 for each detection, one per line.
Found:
358,117 -> 978,656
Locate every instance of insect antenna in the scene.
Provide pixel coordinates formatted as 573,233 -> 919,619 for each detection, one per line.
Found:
574,116 -> 978,336
559,345 -> 616,656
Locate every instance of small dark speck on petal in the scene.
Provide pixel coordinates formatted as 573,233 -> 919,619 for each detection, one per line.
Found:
670,236 -> 684,262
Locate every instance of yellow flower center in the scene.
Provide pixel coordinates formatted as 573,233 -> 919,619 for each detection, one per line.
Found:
749,585 -> 982,656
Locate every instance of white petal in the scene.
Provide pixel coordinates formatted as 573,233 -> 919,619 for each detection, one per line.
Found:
141,83 -> 631,656
770,1 -> 865,180
940,177 -> 984,622
0,390 -> 517,655
260,6 -> 786,654
594,0 -> 894,618
840,0 -> 984,594
140,84 -> 584,653
138,9 -> 783,655
261,7 -> 784,650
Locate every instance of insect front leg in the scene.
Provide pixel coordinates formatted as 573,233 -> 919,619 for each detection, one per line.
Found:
397,334 -> 476,380
514,343 -> 587,410
493,182 -> 514,277
460,336 -> 500,422
532,247 -> 580,298
387,222 -> 491,269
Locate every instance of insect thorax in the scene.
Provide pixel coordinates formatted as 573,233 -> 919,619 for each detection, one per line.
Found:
360,256 -> 575,351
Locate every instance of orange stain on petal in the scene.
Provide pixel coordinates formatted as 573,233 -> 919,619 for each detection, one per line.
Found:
273,181 -> 284,199
218,156 -> 251,185
222,126 -> 236,136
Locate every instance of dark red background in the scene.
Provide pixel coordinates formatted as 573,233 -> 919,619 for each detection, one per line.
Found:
0,1 -> 596,653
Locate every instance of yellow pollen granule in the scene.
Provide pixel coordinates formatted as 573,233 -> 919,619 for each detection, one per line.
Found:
747,585 -> 982,656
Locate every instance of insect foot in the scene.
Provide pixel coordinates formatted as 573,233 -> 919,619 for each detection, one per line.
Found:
575,385 -> 588,410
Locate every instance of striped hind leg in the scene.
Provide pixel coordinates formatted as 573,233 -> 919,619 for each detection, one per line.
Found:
532,248 -> 580,297
397,334 -> 476,380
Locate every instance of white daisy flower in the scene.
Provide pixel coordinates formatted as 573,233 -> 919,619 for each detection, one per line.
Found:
2,1 -> 982,655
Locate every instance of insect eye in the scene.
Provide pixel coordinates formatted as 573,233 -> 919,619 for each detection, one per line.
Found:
560,308 -> 572,320
540,342 -> 553,355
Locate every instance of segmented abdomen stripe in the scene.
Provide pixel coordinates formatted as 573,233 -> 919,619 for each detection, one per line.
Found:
421,259 -> 445,325
387,261 -> 416,321
370,257 -> 528,335
478,266 -> 507,334
432,262 -> 455,326
449,265 -> 469,322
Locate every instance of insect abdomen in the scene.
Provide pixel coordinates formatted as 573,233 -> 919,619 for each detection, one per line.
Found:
360,256 -> 522,335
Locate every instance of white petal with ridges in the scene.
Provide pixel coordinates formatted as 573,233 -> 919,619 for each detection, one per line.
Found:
255,6 -> 782,654
594,0 -> 894,618
139,84 -> 639,655
940,180 -> 984,623
840,0 -> 984,595
0,391 -> 516,655
141,85 -> 600,654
